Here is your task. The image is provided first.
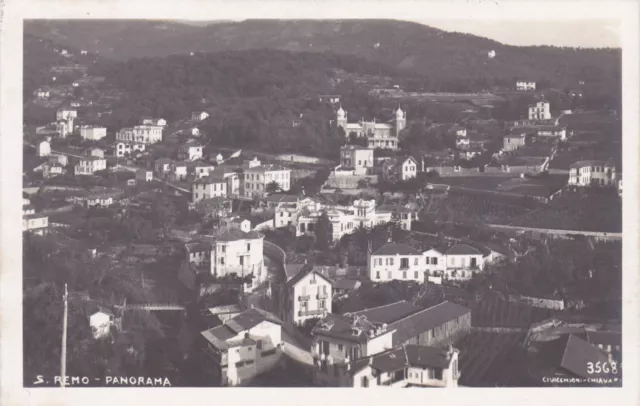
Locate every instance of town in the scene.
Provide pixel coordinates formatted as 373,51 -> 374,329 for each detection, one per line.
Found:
22,20 -> 622,388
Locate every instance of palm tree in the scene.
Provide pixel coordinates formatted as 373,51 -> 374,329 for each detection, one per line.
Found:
266,181 -> 281,194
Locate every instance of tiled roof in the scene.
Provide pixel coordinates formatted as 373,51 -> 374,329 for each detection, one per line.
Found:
185,240 -> 212,253
284,264 -> 306,281
348,301 -> 422,325
569,160 -> 614,169
372,243 -> 421,256
265,193 -> 299,203
224,308 -> 283,333
333,279 -> 361,292
446,243 -> 482,256
215,228 -> 263,242
540,334 -> 611,379
370,347 -> 407,372
351,344 -> 453,375
286,265 -> 333,288
388,301 -> 471,347
244,164 -> 289,173
312,313 -> 390,344
405,344 -> 453,369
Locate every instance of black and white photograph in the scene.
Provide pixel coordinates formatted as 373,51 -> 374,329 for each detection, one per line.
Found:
2,0 -> 639,404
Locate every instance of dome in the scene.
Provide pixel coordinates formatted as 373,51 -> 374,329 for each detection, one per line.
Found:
337,106 -> 346,118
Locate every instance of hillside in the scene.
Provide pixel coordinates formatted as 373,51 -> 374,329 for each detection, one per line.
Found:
25,19 -> 621,93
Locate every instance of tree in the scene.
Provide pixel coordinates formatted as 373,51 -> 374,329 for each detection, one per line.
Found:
266,181 -> 282,194
348,132 -> 368,147
314,211 -> 333,252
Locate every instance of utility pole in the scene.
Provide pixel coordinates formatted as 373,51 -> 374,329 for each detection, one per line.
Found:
60,283 -> 68,387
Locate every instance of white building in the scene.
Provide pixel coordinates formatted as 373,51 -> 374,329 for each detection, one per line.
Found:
116,125 -> 163,144
49,154 -> 68,166
568,160 -> 617,187
339,145 -> 374,175
80,125 -> 107,141
42,163 -> 65,179
349,345 -> 459,388
74,157 -> 107,176
34,89 -> 50,99
140,117 -> 167,126
369,243 -> 487,282
243,164 -> 291,197
192,111 -> 209,122
23,214 -> 48,235
211,229 -> 266,288
115,141 -> 146,158
36,140 -> 51,157
528,100 -> 551,121
200,308 -> 284,386
336,106 -> 405,151
89,309 -> 114,339
83,147 -> 105,159
154,158 -> 174,177
192,175 -> 228,203
171,162 -> 189,181
487,50 -> 496,59
178,142 -> 204,161
189,161 -> 216,179
136,169 -> 153,182
382,156 -> 419,182
284,265 -> 333,325
516,81 -> 536,91
536,126 -> 567,141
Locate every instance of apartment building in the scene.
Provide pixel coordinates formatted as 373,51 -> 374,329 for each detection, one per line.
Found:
192,175 -> 228,203
211,229 -> 266,289
243,164 -> 291,197
284,265 -> 333,325
568,160 -> 617,187
200,308 -> 284,386
528,100 -> 552,121
115,142 -> 146,158
74,156 -> 107,175
80,125 -> 107,141
116,125 -> 163,144
516,80 -> 536,91
369,243 -> 487,282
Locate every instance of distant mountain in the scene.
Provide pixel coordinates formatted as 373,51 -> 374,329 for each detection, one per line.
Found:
25,19 -> 621,92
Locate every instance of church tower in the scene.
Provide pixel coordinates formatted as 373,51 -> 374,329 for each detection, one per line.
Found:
393,105 -> 406,137
336,105 -> 348,131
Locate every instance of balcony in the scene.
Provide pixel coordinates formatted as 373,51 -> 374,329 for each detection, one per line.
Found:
298,309 -> 326,317
298,295 -> 310,302
316,292 -> 328,299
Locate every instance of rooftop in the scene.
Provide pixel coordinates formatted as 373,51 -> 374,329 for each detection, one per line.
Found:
286,265 -> 333,288
539,334 -> 611,379
244,164 -> 289,174
185,240 -> 212,253
214,228 -> 263,242
569,160 -> 614,169
372,243 -> 421,256
351,344 -> 453,375
445,243 -> 483,256
348,300 -> 422,325
312,313 -> 392,344
388,301 -> 471,347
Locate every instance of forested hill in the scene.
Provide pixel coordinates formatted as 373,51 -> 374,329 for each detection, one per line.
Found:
25,19 -> 621,92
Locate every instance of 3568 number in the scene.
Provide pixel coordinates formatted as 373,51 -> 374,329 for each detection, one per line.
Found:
587,361 -> 618,374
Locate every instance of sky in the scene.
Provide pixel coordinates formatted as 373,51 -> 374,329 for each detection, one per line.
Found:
419,19 -> 621,48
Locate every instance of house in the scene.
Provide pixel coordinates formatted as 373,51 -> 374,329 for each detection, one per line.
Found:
459,146 -> 483,160
210,166 -> 241,197
185,240 -> 214,274
23,204 -> 36,216
140,117 -> 167,126
116,125 -> 163,144
452,127 -> 467,137
369,243 -> 427,283
487,50 -> 496,59
191,127 -> 200,137
23,214 -> 49,235
377,205 -> 418,230
192,174 -> 228,203
319,95 -> 341,105
56,120 -> 73,138
74,157 -> 107,176
516,80 -> 536,91
310,300 -> 470,386
42,162 -> 65,179
171,161 -> 189,181
220,216 -> 253,233
89,309 -> 115,339
191,111 -> 209,122
80,125 -> 107,141
568,160 -> 616,187
456,137 -> 470,148
528,100 -> 552,121
348,344 -> 460,388
36,140 -> 51,157
199,308 -> 284,386
444,244 -> 484,280
154,158 -> 174,177
536,126 -> 567,141
127,179 -> 137,186
336,106 -> 405,151
284,264 -> 333,325
83,147 -> 105,159
136,169 -> 153,182
243,164 -> 291,197
207,304 -> 246,325
503,133 -> 527,152
192,197 -> 233,220
178,142 -> 204,161
339,145 -> 374,175
114,141 -> 146,158
382,156 -> 419,182
34,89 -> 50,99
83,193 -> 116,208
310,312 -> 396,386
49,154 -> 68,167
189,160 -> 216,179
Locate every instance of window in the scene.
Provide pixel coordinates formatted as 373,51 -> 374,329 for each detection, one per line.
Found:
414,271 -> 419,279
247,243 -> 251,251
414,258 -> 418,266
361,376 -> 369,387
220,258 -> 225,265
387,272 -> 392,279
389,258 -> 394,266
257,340 -> 263,350
376,271 -> 380,279
400,258 -> 409,269
402,271 -> 407,279
338,344 -> 343,351
435,368 -> 443,380
320,300 -> 326,309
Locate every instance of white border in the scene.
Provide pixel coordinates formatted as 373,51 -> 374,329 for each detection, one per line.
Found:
1,1 -> 638,405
